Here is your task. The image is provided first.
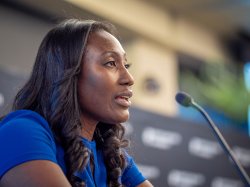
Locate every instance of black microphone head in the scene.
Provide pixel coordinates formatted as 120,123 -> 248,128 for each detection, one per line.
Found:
175,92 -> 193,107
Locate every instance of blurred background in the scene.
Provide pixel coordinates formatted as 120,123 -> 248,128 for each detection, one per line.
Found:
0,0 -> 250,186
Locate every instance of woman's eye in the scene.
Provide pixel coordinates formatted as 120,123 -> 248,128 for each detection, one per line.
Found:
124,63 -> 131,69
105,61 -> 116,67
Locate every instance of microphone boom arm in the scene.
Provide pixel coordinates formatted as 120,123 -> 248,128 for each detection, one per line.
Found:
191,101 -> 250,186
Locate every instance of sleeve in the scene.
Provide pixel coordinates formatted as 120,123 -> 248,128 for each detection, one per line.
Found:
121,151 -> 146,187
0,113 -> 57,178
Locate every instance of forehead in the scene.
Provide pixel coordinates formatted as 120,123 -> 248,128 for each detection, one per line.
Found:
86,30 -> 125,53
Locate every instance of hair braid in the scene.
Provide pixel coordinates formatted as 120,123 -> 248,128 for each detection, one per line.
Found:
95,123 -> 129,187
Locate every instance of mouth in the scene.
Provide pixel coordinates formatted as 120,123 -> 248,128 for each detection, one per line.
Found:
114,91 -> 133,107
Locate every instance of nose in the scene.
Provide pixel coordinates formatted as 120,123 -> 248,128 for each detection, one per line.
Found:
119,68 -> 134,86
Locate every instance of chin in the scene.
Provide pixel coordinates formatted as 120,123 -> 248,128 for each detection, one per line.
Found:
111,113 -> 130,124
102,109 -> 130,124
119,118 -> 129,123
120,111 -> 130,122
119,115 -> 130,123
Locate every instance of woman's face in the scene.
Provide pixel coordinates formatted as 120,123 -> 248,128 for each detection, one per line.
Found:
78,30 -> 134,125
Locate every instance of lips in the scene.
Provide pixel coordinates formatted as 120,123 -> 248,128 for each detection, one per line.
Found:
114,91 -> 133,107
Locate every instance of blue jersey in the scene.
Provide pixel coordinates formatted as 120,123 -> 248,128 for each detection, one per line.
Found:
0,110 -> 146,187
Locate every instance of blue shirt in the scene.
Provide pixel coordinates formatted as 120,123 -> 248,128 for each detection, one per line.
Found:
0,110 -> 146,187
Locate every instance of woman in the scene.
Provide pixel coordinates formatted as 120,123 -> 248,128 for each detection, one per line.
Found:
0,19 -> 153,187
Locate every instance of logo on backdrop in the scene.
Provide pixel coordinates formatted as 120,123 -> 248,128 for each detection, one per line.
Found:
167,169 -> 206,187
0,93 -> 4,107
141,127 -> 182,150
211,177 -> 243,187
123,121 -> 134,136
188,137 -> 222,159
233,146 -> 250,168
137,164 -> 160,180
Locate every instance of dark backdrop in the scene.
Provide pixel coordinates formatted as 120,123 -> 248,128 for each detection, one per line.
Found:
127,107 -> 250,187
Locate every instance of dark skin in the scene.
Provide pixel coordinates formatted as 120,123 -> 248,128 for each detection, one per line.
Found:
78,30 -> 153,187
0,30 -> 153,187
78,30 -> 134,140
0,160 -> 71,187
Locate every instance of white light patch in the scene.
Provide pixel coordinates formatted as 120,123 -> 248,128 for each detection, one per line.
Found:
122,121 -> 134,136
233,146 -> 250,167
142,127 -> 182,150
211,177 -> 243,187
188,137 -> 222,159
0,93 -> 4,106
167,169 -> 205,187
137,164 -> 160,180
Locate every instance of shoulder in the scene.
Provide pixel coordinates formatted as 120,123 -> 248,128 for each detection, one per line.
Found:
121,150 -> 146,187
1,109 -> 51,130
0,109 -> 54,141
0,110 -> 57,178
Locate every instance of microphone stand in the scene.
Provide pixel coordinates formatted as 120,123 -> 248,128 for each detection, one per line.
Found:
191,101 -> 250,187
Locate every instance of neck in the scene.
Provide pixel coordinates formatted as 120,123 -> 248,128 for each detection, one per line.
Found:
80,115 -> 98,141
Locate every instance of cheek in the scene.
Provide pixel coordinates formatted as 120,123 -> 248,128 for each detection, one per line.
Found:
86,70 -> 117,95
78,71 -> 111,108
78,76 -> 130,124
80,66 -> 104,91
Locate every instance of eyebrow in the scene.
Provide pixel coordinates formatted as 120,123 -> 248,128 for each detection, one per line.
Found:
101,51 -> 127,62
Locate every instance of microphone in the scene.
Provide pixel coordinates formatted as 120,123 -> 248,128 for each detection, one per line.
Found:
175,91 -> 250,187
